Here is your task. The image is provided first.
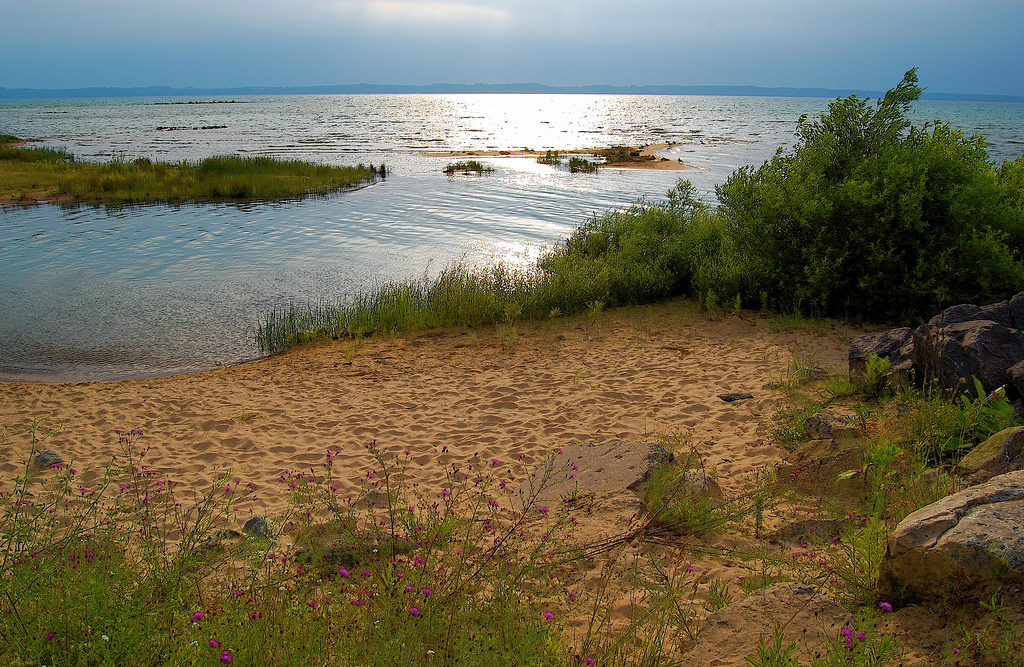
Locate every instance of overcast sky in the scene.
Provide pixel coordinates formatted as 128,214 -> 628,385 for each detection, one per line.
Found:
2,0 -> 1021,95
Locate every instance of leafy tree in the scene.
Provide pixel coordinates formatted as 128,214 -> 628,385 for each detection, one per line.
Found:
716,68 -> 1024,323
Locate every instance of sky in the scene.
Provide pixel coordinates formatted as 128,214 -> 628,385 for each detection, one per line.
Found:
1,0 -> 1022,96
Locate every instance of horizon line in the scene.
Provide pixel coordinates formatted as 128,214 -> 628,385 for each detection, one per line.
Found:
2,82 -> 1022,104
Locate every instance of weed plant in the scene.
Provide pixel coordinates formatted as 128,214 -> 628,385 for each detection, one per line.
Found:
568,157 -> 598,174
442,160 -> 493,175
0,137 -> 380,205
537,150 -> 561,165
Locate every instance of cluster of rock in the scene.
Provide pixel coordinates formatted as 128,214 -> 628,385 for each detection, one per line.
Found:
847,294 -> 1024,600
849,292 -> 1024,397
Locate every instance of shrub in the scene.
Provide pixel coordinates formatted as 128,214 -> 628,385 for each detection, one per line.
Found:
716,68 -> 1024,322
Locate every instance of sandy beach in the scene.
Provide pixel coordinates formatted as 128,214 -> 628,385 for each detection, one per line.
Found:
0,301 -> 858,529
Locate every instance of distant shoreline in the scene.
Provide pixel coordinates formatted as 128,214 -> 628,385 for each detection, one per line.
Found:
2,83 -> 1022,104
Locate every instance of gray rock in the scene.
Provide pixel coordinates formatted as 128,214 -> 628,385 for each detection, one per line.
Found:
1010,293 -> 1024,330
980,301 -> 1016,329
957,427 -> 1024,484
511,441 -> 671,510
1008,361 -> 1024,398
880,470 -> 1024,599
848,327 -> 917,384
915,320 -> 1024,396
928,303 -> 985,328
242,515 -> 273,538
803,408 -> 862,441
32,450 -> 63,467
683,583 -> 852,667
777,447 -> 866,495
718,392 -> 754,402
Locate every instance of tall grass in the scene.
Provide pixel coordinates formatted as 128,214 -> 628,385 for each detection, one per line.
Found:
0,136 -> 380,205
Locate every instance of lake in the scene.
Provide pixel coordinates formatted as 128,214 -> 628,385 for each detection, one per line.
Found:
2,94 -> 1022,381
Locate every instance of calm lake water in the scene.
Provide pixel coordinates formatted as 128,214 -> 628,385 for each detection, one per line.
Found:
2,94 -> 1023,382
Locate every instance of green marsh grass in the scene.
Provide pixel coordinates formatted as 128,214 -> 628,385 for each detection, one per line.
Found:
568,157 -> 598,173
537,150 -> 561,165
442,160 -> 493,175
0,136 -> 380,205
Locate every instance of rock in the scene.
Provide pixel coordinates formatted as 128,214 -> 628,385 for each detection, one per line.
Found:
915,320 -> 1024,396
769,518 -> 852,544
683,583 -> 852,667
957,427 -> 1024,484
242,515 -> 273,538
847,293 -> 1024,395
718,392 -> 754,402
848,327 -> 917,384
802,408 -> 862,441
32,450 -> 62,467
1010,293 -> 1024,330
1008,361 -> 1024,397
879,470 -> 1024,600
928,303 -> 986,328
510,441 -> 671,509
777,447 -> 866,495
980,301 -> 1016,329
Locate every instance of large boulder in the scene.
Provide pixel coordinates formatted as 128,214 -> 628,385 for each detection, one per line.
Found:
928,303 -> 986,328
848,293 -> 1024,396
848,327 -> 917,384
915,320 -> 1024,396
879,470 -> 1024,600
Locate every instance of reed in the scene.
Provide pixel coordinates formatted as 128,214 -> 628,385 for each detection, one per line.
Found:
568,156 -> 598,173
442,160 -> 493,175
0,136 -> 380,205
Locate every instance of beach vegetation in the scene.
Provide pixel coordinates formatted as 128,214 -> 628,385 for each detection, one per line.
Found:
0,136 -> 380,205
442,160 -> 493,175
568,156 -> 598,173
593,146 -> 655,165
537,150 -> 561,165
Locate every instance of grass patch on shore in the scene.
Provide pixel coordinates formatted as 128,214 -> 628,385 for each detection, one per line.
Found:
442,160 -> 494,175
537,150 -> 562,165
593,147 -> 655,165
0,136 -> 382,205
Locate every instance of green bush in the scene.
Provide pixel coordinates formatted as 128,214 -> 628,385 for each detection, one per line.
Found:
716,68 -> 1024,322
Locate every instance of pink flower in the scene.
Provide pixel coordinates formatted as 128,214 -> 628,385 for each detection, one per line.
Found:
338,566 -> 350,577
351,599 -> 365,607
409,607 -> 421,616
543,611 -> 554,620
584,659 -> 595,666
879,601 -> 893,612
422,587 -> 433,596
361,569 -> 371,577
191,611 -> 205,622
491,458 -> 501,466
209,639 -> 221,648
220,649 -> 233,663
44,632 -> 55,640
405,585 -> 415,593
309,600 -> 319,609
440,489 -> 450,497
856,630 -> 866,642
538,507 -> 549,514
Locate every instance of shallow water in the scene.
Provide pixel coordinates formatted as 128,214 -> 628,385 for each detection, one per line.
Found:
1,94 -> 1022,382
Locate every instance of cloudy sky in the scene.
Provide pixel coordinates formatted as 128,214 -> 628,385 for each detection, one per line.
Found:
2,0 -> 1021,95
